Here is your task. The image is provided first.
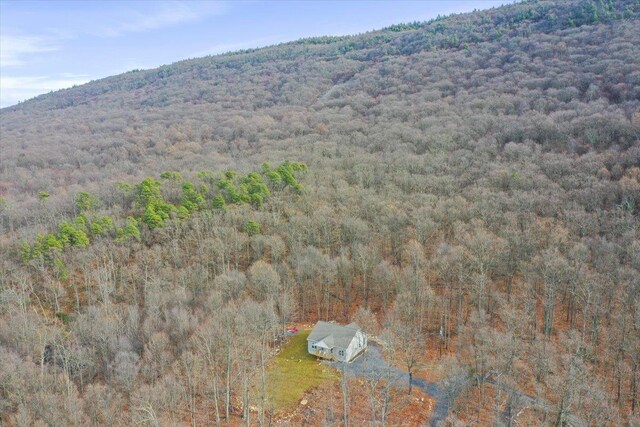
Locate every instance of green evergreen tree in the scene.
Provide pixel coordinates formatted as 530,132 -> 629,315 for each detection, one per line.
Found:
244,220 -> 261,236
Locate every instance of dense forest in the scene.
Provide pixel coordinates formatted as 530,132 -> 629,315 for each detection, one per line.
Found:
1,0 -> 640,425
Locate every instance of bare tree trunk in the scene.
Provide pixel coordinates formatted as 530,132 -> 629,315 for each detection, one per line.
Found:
259,335 -> 267,427
493,374 -> 503,427
243,361 -> 250,427
225,350 -> 232,420
555,394 -> 567,427
213,373 -> 221,426
631,360 -> 638,414
381,369 -> 391,427
341,366 -> 349,427
363,271 -> 368,309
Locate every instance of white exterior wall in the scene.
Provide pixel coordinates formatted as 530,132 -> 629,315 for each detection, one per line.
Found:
308,340 -> 337,360
344,330 -> 367,362
308,340 -> 326,358
308,330 -> 367,362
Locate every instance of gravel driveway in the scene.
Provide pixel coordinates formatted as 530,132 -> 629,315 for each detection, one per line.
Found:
324,343 -> 449,426
324,343 -> 587,427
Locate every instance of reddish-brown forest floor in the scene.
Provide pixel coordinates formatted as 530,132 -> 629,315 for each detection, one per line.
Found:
274,378 -> 434,426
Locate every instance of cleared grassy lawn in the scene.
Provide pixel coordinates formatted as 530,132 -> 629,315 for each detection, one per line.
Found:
265,330 -> 339,412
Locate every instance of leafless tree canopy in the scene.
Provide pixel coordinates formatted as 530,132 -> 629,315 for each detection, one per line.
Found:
1,1 -> 639,425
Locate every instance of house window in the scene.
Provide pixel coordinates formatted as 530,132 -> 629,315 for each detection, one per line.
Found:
339,350 -> 344,356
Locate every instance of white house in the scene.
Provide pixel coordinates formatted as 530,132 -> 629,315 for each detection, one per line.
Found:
307,321 -> 367,363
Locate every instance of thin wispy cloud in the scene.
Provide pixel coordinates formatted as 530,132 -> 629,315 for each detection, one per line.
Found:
93,1 -> 229,38
0,1 -> 230,107
0,34 -> 69,106
0,74 -> 92,108
0,35 -> 59,67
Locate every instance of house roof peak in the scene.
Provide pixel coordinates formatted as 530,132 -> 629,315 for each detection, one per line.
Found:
307,321 -> 361,349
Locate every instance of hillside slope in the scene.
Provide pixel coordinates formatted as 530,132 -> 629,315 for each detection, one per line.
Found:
1,1 -> 640,426
1,0 -> 638,227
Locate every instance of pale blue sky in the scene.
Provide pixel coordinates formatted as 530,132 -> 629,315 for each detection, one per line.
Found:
0,1 -> 508,108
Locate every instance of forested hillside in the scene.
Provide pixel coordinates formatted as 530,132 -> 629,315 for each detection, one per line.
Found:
1,0 -> 640,425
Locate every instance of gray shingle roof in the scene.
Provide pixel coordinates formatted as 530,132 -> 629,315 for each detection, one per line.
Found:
307,321 -> 360,349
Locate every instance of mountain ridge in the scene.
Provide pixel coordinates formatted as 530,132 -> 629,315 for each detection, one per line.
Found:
2,0 -> 637,113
